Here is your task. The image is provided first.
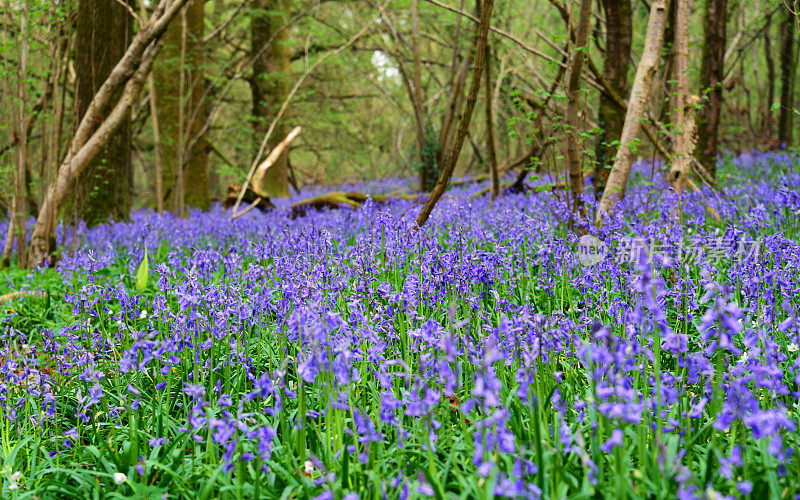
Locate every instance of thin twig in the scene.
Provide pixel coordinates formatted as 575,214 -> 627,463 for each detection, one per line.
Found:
114,0 -> 140,24
422,0 -> 558,65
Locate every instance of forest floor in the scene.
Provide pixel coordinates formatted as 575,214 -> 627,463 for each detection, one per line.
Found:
1,150 -> 799,498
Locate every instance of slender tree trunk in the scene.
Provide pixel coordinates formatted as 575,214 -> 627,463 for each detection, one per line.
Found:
778,9 -> 797,147
416,0 -> 494,227
439,57 -> 472,168
147,73 -> 165,214
372,0 -> 434,191
764,12 -> 775,124
594,0 -> 632,199
596,0 -> 668,223
565,0 -> 593,221
695,0 -> 727,176
484,43 -> 500,199
251,0 -> 292,198
411,0 -> 435,192
761,11 -> 777,143
73,0 -> 134,226
2,198 -> 16,264
11,5 -> 30,267
154,0 -> 209,212
438,2 -> 474,172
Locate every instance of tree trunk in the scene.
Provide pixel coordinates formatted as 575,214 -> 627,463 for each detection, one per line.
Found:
415,0 -> 494,227
565,0 -> 593,221
484,43 -> 500,199
667,0 -> 695,195
28,0 -> 190,266
695,0 -> 727,177
154,0 -> 209,212
438,56 -> 472,170
73,0 -> 133,226
438,1 -> 475,174
594,0 -> 632,198
251,0 -> 292,198
764,12 -> 775,126
778,10 -> 797,147
411,0 -> 435,192
8,6 -> 30,267
596,0 -> 668,223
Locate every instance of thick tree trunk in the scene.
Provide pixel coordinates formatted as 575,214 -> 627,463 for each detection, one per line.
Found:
596,0 -> 668,223
695,0 -> 727,177
667,0 -> 694,195
154,0 -> 209,212
251,0 -> 292,198
594,0 -> 632,198
778,10 -> 797,147
565,0 -> 593,221
73,0 -> 133,226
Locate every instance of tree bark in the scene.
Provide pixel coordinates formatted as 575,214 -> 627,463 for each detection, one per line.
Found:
667,0 -> 694,195
484,43 -> 500,199
28,0 -> 190,266
594,0 -> 632,198
8,5 -> 30,267
695,0 -> 727,176
438,55 -> 473,171
73,0 -> 134,226
596,0 -> 668,223
251,0 -> 292,198
565,0 -> 593,221
154,0 -> 209,212
764,11 -> 775,124
778,9 -> 797,147
415,0 -> 494,227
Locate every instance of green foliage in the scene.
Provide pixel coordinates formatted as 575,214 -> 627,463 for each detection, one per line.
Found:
135,248 -> 149,292
1,155 -> 799,499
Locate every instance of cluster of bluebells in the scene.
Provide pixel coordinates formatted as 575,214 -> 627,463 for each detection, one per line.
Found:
0,150 -> 799,498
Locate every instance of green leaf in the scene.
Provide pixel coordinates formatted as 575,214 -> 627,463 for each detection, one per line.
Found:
135,248 -> 149,292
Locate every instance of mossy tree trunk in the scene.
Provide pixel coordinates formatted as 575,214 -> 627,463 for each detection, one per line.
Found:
251,0 -> 292,198
153,0 -> 209,213
73,0 -> 133,226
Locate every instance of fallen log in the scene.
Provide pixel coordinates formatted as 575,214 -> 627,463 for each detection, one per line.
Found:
290,192 -> 422,218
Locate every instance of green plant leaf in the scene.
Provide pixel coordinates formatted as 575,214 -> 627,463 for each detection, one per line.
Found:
135,248 -> 149,292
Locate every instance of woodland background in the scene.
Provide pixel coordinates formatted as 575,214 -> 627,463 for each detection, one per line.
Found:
0,0 -> 797,264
